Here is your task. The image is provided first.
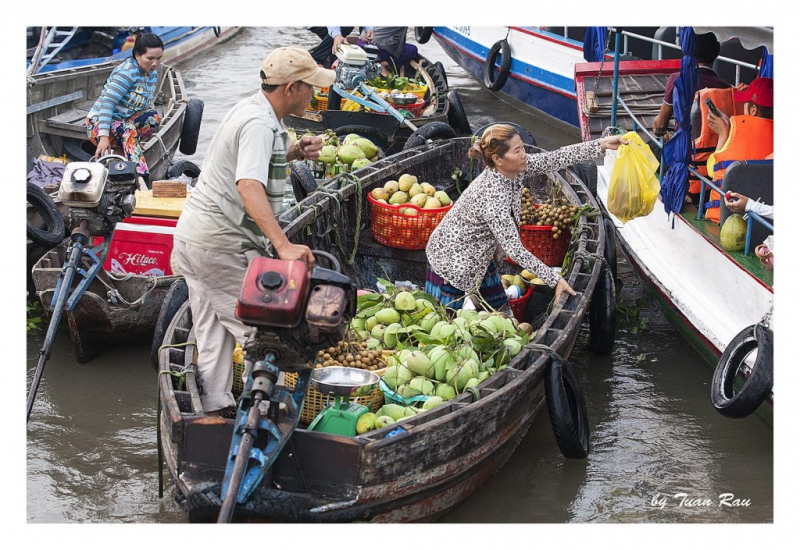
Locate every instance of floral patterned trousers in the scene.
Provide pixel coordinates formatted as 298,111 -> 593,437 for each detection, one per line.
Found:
85,109 -> 161,175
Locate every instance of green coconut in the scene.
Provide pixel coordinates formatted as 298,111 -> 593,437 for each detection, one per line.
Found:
351,157 -> 372,170
337,144 -> 366,166
352,138 -> 379,159
318,145 -> 337,165
720,214 -> 747,251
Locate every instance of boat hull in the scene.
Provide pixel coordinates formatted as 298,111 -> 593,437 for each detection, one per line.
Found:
157,137 -> 610,522
432,27 -> 584,128
32,240 -> 180,363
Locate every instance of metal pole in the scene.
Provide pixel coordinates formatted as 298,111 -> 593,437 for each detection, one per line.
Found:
611,33 -> 621,128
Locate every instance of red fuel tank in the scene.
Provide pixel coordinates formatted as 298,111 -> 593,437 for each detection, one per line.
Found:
235,257 -> 311,328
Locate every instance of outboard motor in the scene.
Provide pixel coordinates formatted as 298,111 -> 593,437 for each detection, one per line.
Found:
333,43 -> 382,91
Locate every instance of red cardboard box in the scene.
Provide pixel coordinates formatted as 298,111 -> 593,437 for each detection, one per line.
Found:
101,216 -> 178,276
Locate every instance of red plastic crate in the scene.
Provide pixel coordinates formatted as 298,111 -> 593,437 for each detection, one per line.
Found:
367,193 -> 451,250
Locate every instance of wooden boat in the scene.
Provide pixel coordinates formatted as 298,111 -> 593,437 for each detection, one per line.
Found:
26,59 -> 196,288
26,26 -> 241,74
573,27 -> 773,423
157,136 -> 614,522
285,55 -> 468,156
429,26 -> 764,129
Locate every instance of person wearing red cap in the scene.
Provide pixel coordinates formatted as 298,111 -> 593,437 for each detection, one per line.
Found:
172,47 -> 336,416
704,77 -> 774,222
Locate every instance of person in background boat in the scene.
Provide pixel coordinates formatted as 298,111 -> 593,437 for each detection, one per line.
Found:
652,32 -> 729,137
425,124 -> 627,314
358,27 -> 418,76
172,47 -> 335,416
308,26 -> 374,68
705,77 -> 774,222
85,32 -> 164,186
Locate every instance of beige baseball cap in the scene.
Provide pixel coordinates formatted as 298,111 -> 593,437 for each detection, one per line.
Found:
261,47 -> 336,87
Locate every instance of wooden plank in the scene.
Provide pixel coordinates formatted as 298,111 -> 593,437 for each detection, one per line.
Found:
151,180 -> 187,198
132,189 -> 189,218
26,90 -> 83,115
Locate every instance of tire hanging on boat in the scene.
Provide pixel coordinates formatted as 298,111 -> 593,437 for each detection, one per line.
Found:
446,90 -> 471,134
63,137 -> 94,162
711,324 -> 773,418
483,39 -> 512,91
414,27 -> 433,44
179,99 -> 204,155
474,122 -> 537,147
544,355 -> 590,459
588,264 -> 616,356
402,121 -> 456,150
167,159 -> 202,180
26,182 -> 66,248
151,279 -> 189,370
289,162 -> 319,203
433,61 -> 448,89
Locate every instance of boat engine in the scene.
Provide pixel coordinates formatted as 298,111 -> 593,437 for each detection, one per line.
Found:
235,253 -> 356,371
333,43 -> 381,91
57,157 -> 138,237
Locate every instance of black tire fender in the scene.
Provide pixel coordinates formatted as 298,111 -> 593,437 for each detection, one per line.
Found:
483,39 -> 512,91
545,355 -> 590,459
414,27 -> 433,44
602,217 -> 617,282
589,265 -> 616,356
402,121 -> 457,150
711,324 -> 773,418
213,27 -> 221,37
433,61 -> 448,89
446,90 -> 471,134
333,125 -> 390,152
167,159 -> 202,180
179,99 -> 204,155
26,182 -> 66,248
473,121 -> 537,147
289,162 -> 319,203
151,279 -> 189,370
63,137 -> 94,162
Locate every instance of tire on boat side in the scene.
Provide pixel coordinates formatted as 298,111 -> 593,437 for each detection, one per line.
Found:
473,122 -> 537,147
588,265 -> 616,356
433,61 -> 448,89
414,27 -> 433,44
402,121 -> 457,150
544,356 -> 590,459
151,278 -> 190,370
63,137 -> 94,162
289,162 -> 319,203
26,182 -> 66,248
179,99 -> 204,155
483,39 -> 512,91
446,90 -> 471,134
711,324 -> 773,418
167,159 -> 202,180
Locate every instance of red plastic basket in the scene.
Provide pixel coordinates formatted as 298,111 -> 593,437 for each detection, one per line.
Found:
390,98 -> 426,118
367,193 -> 452,250
507,225 -> 571,267
508,287 -> 532,322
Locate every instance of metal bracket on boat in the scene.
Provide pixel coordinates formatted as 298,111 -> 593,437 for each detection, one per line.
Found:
217,355 -> 312,523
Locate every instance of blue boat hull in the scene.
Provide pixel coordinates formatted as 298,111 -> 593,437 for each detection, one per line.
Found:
432,27 -> 580,127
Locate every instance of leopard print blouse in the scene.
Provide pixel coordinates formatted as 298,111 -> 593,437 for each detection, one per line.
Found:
426,139 -> 603,291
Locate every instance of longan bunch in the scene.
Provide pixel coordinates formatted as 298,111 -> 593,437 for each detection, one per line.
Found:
520,189 -> 578,240
316,340 -> 387,371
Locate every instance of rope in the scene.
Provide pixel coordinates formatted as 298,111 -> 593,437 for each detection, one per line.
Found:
100,276 -> 158,308
315,173 -> 362,265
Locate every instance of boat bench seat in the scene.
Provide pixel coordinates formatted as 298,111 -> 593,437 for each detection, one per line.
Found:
38,100 -> 95,140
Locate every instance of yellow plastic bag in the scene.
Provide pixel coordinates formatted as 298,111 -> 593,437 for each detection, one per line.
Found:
607,131 -> 661,223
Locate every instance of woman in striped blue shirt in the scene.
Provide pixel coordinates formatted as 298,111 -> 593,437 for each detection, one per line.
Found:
85,33 -> 164,183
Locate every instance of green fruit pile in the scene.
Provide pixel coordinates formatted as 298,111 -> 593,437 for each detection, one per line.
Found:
370,173 -> 452,214
319,132 -> 379,172
520,189 -> 579,240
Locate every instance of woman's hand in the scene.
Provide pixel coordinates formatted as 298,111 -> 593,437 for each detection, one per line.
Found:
332,34 -> 347,54
94,135 -> 112,159
599,134 -> 628,151
707,111 -> 730,139
724,191 -> 749,214
554,278 -> 577,305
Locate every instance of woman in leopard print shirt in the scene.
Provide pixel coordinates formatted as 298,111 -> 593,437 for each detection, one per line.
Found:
425,124 -> 625,310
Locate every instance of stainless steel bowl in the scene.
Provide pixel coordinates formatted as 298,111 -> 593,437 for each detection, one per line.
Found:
310,367 -> 379,397
390,93 -> 418,105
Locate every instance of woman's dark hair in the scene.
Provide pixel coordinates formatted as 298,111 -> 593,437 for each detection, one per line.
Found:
132,32 -> 164,57
469,123 -> 519,169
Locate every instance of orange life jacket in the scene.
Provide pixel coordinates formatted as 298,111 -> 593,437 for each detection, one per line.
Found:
689,88 -> 739,194
704,115 -> 774,223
